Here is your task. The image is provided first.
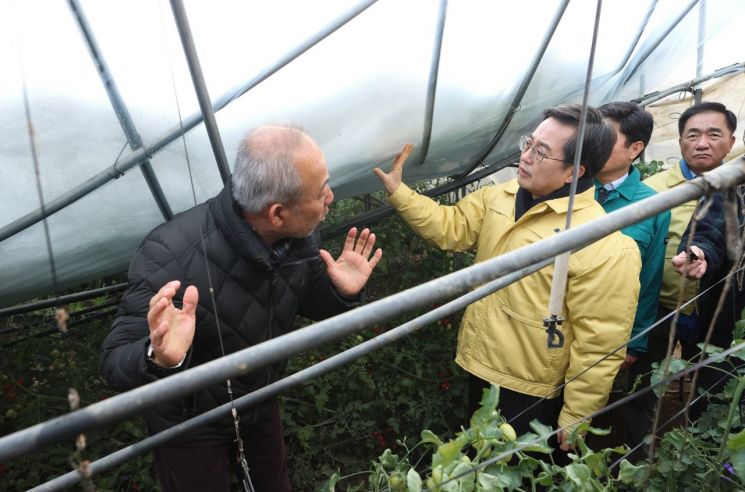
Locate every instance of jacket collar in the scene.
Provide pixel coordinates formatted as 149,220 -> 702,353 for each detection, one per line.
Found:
594,165 -> 641,201
211,183 -> 318,270
667,161 -> 689,187
513,175 -> 595,220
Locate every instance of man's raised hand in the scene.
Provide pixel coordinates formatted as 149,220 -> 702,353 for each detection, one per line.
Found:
320,227 -> 382,297
373,143 -> 414,195
147,280 -> 199,367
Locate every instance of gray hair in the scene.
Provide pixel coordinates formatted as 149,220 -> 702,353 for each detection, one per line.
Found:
231,124 -> 310,213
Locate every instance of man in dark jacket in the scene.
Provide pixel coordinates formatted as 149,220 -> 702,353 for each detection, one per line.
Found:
100,125 -> 383,491
672,182 -> 745,420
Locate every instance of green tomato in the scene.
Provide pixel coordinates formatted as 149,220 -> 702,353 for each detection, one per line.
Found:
389,474 -> 402,490
4,408 -> 17,419
500,423 -> 517,442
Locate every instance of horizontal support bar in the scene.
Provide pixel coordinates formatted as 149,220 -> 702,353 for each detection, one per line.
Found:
1,158 -> 742,463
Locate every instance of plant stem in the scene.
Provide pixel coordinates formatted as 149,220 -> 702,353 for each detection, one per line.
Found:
717,376 -> 745,463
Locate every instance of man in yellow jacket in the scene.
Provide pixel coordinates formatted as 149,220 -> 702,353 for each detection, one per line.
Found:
374,104 -> 641,454
643,101 -> 737,416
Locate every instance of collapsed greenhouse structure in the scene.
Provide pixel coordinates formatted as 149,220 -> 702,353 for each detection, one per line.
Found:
1,0 -> 745,489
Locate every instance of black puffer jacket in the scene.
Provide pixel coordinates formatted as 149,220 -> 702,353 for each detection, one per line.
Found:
100,184 -> 361,444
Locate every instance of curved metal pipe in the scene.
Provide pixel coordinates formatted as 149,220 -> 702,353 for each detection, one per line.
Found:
415,0 -> 448,166
0,0 -> 379,243
454,0 -> 570,181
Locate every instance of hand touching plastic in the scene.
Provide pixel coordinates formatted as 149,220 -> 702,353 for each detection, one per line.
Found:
320,227 -> 382,297
147,280 -> 198,367
672,245 -> 707,279
373,143 -> 414,195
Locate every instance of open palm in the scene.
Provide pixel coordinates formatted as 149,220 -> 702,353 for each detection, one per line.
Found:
147,280 -> 199,367
320,227 -> 382,297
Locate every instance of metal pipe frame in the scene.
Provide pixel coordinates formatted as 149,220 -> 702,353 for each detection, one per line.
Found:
169,0 -> 231,185
1,157 -> 742,463
694,0 -> 706,104
415,0 -> 448,166
612,0 -> 658,74
1,307 -> 119,349
320,150 -> 520,240
622,0 -> 699,84
68,0 -> 174,221
0,0 -> 378,243
0,297 -> 120,336
633,62 -> 745,107
454,0 -> 570,181
0,283 -> 126,317
32,259 -> 554,490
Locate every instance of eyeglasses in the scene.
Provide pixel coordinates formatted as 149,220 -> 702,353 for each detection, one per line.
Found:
518,135 -> 565,165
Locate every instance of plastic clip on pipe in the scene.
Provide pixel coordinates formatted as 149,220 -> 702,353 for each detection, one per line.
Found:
544,250 -> 570,348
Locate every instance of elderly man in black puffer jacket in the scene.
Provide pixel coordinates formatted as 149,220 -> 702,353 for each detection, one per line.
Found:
100,125 -> 382,492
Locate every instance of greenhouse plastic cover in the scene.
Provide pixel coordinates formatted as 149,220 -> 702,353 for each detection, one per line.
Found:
0,0 -> 744,307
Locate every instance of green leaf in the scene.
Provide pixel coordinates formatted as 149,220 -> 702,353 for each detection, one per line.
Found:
564,463 -> 591,487
421,429 -> 444,448
379,448 -> 399,470
734,318 -> 745,341
481,464 -> 521,491
618,459 -> 646,486
449,462 -> 477,490
728,428 -> 745,450
650,357 -> 688,397
319,472 -> 340,491
470,385 -> 500,427
516,456 -> 540,477
529,419 -> 553,437
515,433 -> 552,454
475,472 -> 503,491
730,339 -> 745,361
433,434 -> 470,469
730,448 -> 745,481
406,468 -> 422,492
584,452 -> 607,477
696,342 -> 723,355
536,471 -> 554,486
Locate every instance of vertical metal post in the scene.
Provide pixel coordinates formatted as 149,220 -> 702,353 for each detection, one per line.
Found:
169,0 -> 232,184
694,0 -> 706,104
68,0 -> 174,220
416,0 -> 448,166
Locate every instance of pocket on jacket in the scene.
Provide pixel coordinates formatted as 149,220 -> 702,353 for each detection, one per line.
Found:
500,299 -> 571,384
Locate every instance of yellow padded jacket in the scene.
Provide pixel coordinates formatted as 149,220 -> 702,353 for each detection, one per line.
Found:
388,180 -> 641,429
643,163 -> 699,314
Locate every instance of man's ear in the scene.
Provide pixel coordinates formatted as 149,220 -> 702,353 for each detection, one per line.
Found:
565,165 -> 586,183
629,141 -> 645,161
267,203 -> 285,228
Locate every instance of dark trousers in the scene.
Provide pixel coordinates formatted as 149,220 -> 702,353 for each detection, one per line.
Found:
619,338 -> 663,463
620,305 -> 739,463
468,374 -> 569,465
153,400 -> 290,492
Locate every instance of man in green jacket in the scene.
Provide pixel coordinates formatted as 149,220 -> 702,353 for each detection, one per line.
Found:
595,102 -> 670,462
374,104 -> 641,456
